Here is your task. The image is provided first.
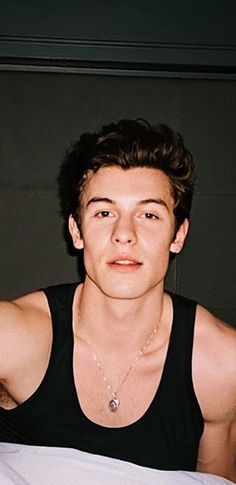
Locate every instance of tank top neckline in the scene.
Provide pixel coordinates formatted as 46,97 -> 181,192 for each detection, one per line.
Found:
67,284 -> 179,432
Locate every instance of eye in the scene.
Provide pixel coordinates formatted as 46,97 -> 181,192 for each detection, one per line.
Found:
96,210 -> 113,218
141,213 -> 159,220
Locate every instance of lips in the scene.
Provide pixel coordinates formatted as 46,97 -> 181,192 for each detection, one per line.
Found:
113,260 -> 137,265
108,255 -> 142,266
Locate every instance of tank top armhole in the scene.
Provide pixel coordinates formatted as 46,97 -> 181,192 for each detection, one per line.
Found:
167,292 -> 204,431
28,282 -> 78,392
0,283 -> 79,415
24,283 -> 77,400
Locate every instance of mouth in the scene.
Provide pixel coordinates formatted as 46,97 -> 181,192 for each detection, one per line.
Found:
108,256 -> 142,270
111,260 -> 140,265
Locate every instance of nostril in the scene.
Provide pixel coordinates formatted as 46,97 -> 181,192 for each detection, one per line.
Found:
114,238 -> 132,244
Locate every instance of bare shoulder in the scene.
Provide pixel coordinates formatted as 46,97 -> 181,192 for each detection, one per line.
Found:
195,304 -> 236,365
0,290 -> 51,381
0,289 -> 50,325
194,306 -> 236,479
193,304 -> 236,421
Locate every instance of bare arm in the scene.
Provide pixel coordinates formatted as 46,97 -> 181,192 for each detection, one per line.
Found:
197,417 -> 236,481
0,292 -> 51,404
193,306 -> 236,481
0,299 -> 25,381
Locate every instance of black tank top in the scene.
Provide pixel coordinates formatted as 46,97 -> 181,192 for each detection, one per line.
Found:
0,283 -> 204,471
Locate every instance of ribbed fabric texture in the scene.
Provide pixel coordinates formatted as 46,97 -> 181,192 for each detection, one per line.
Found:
0,283 -> 204,470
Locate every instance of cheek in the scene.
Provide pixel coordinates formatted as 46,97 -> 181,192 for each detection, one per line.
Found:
85,216 -> 115,237
82,227 -> 109,257
143,229 -> 173,251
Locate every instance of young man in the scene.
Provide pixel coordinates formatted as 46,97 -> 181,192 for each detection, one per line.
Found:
0,120 -> 235,480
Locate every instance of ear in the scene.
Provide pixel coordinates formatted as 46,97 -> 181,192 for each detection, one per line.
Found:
68,215 -> 84,250
170,218 -> 189,254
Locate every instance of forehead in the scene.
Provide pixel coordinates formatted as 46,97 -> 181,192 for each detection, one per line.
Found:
83,166 -> 173,203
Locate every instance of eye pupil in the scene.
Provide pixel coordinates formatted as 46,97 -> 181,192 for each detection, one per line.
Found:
97,211 -> 110,217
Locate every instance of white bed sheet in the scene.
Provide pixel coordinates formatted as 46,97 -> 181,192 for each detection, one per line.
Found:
0,443 -> 234,485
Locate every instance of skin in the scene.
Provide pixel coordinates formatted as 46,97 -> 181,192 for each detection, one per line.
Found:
0,166 -> 235,480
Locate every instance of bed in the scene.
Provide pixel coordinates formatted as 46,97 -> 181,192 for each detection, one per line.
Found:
0,442 -> 234,485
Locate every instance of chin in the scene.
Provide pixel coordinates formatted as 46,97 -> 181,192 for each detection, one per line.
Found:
96,280 -> 151,301
85,270 -> 163,300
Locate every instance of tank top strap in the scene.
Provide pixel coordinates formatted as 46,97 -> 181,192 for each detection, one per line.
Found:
162,292 -> 197,388
43,282 -> 78,318
42,283 -> 78,317
42,282 -> 78,361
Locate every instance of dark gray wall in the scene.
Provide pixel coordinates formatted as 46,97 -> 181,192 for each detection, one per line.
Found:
0,70 -> 235,326
0,0 -> 235,75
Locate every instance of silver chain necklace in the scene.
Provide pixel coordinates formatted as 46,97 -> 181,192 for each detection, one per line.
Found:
82,324 -> 159,413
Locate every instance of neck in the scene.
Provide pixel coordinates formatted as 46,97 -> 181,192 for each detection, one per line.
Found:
73,278 -> 168,353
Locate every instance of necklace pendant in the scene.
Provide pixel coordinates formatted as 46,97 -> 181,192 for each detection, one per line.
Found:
108,396 -> 120,412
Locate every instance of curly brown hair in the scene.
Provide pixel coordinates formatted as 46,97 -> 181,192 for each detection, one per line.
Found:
58,119 -> 196,232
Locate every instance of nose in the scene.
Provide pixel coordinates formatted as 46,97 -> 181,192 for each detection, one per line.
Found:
111,216 -> 137,245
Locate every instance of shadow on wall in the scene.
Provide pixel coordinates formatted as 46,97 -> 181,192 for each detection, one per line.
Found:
62,221 -> 86,281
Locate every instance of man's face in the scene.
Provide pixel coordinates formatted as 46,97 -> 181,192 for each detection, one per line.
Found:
69,166 -> 188,300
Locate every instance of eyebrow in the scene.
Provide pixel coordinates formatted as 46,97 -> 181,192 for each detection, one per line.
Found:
86,197 -> 113,208
86,197 -> 169,211
138,198 -> 169,210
